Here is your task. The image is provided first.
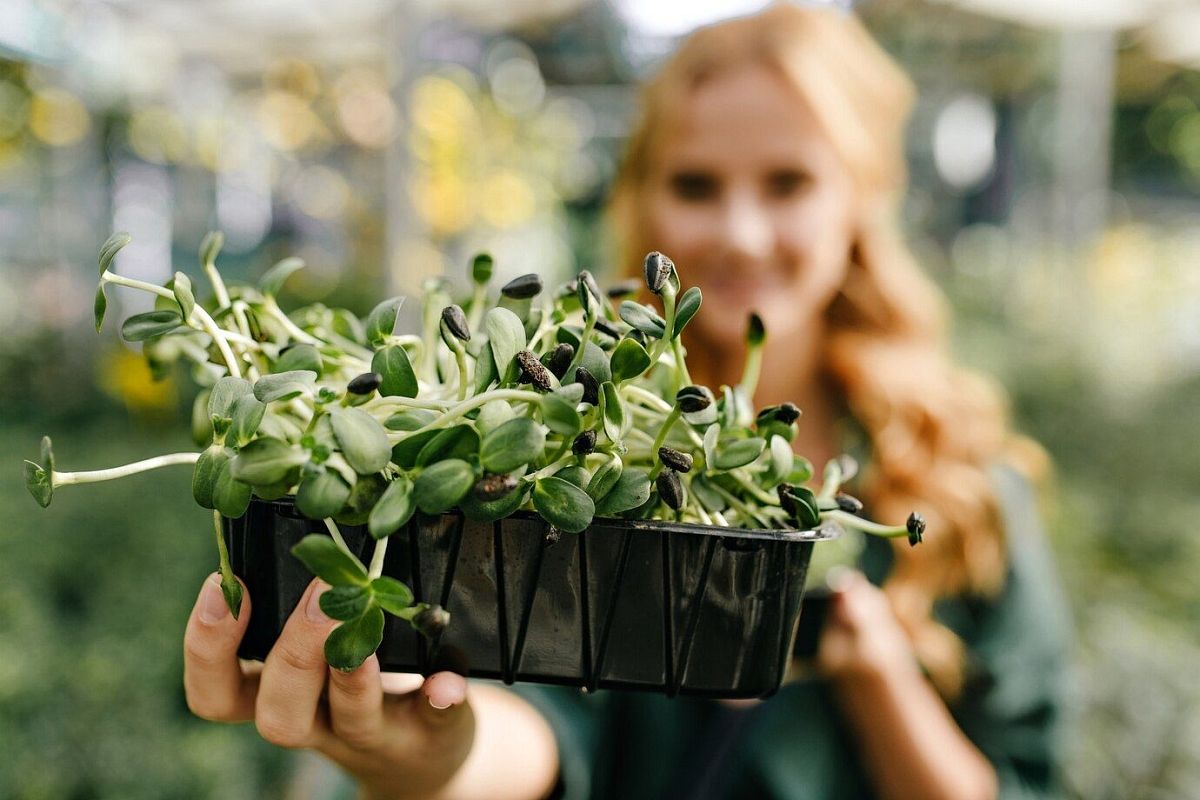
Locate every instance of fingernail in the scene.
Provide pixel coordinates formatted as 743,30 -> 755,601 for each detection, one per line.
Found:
306,581 -> 329,622
199,574 -> 228,625
429,697 -> 453,710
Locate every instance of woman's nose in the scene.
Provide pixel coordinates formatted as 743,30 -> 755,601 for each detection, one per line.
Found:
716,191 -> 774,265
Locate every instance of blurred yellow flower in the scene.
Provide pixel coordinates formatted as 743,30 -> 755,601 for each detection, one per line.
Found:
97,347 -> 177,415
29,88 -> 90,147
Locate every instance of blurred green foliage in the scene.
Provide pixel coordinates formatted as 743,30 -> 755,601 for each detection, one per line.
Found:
2,407 -> 291,799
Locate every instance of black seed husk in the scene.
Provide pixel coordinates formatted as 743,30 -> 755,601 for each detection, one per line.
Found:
658,446 -> 693,473
777,402 -> 801,424
474,473 -> 518,502
676,385 -> 712,413
835,493 -> 863,514
572,430 -> 597,456
547,343 -> 575,379
440,304 -> 470,341
575,366 -> 599,405
906,512 -> 926,546
643,251 -> 673,294
347,372 -> 382,395
626,329 -> 647,347
500,273 -> 543,299
656,470 -> 684,510
606,279 -> 642,299
517,350 -> 554,391
594,318 -> 621,340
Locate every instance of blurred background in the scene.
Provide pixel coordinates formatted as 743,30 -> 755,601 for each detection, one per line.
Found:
2,0 -> 1198,797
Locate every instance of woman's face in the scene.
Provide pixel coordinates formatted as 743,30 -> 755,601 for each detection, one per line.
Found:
643,63 -> 858,347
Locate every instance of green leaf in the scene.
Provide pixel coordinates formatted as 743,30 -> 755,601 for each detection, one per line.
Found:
173,271 -> 196,321
539,391 -> 581,436
368,476 -> 416,539
121,310 -> 184,342
371,576 -> 414,615
689,473 -> 727,512
371,345 -> 418,398
98,231 -> 132,274
532,477 -> 595,533
609,338 -> 652,383
618,301 -> 666,338
553,465 -> 590,490
336,473 -> 387,526
480,417 -> 546,473
384,409 -> 437,431
229,437 -> 308,485
325,606 -> 385,671
585,455 -> 622,502
416,424 -> 479,467
296,469 -> 352,519
23,457 -> 52,508
259,256 -> 305,297
787,457 -> 814,484
765,434 -> 793,486
199,231 -> 224,267
365,296 -> 406,346
213,458 -> 252,518
291,534 -> 369,586
672,287 -> 702,338
593,468 -> 652,516
470,252 -> 493,285
474,341 -> 498,393
599,382 -> 625,443
712,437 -> 766,470
475,399 -> 516,435
413,459 -> 475,514
93,285 -> 107,332
274,344 -> 323,375
484,307 -> 526,378
219,572 -> 243,620
579,342 -> 612,384
783,485 -> 821,529
208,376 -> 254,419
702,423 -> 719,468
319,585 -> 371,621
460,480 -> 528,522
253,370 -> 317,403
391,429 -> 439,469
229,394 -> 265,446
192,445 -> 232,509
330,407 -> 391,475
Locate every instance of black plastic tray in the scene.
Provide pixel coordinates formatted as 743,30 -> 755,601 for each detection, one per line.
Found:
224,498 -> 837,698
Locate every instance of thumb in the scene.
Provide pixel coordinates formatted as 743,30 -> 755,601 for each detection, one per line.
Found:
415,671 -> 469,727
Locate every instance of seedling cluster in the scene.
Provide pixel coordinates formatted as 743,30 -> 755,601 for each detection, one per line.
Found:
25,233 -> 924,670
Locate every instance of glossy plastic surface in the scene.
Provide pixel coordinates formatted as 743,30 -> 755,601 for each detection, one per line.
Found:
225,499 -> 838,698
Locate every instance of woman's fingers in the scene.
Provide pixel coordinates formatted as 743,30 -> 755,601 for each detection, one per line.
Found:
327,655 -> 386,749
183,573 -> 258,722
254,579 -> 338,748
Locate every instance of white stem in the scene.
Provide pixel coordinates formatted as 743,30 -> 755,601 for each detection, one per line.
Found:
263,299 -> 322,346
102,271 -> 243,378
55,452 -> 200,485
204,262 -> 232,310
390,389 -> 543,439
323,518 -> 369,572
368,538 -> 388,580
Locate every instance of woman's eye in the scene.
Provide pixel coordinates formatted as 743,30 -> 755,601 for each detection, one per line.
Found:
669,172 -> 718,202
765,169 -> 809,198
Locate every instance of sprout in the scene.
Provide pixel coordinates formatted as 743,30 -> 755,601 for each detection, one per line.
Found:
28,234 -> 926,673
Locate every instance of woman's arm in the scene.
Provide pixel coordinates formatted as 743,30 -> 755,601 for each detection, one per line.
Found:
818,571 -> 998,800
183,573 -> 559,800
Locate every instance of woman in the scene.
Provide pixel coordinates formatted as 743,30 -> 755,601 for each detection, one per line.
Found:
182,5 -> 1070,799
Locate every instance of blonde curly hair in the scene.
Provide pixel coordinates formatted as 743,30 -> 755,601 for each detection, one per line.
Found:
609,3 -> 1043,697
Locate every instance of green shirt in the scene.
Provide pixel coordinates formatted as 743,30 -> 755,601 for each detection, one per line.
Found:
510,464 -> 1072,800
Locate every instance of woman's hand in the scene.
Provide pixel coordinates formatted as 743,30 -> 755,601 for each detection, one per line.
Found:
816,569 -> 919,685
183,573 -> 474,800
